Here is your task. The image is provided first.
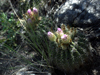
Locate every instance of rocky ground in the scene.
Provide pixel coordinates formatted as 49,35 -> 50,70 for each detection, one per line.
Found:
0,0 -> 100,75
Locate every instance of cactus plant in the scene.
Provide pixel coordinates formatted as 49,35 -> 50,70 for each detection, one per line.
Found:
24,7 -> 92,73
47,24 -> 92,73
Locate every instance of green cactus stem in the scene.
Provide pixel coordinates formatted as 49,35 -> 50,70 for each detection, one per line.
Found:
47,24 -> 92,73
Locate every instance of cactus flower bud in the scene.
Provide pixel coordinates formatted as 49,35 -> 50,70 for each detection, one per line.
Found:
61,34 -> 68,43
33,7 -> 38,14
47,31 -> 56,41
56,28 -> 64,38
27,9 -> 32,15
57,28 -> 63,32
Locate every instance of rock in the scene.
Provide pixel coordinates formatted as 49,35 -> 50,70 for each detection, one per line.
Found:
39,0 -> 66,17
54,0 -> 100,26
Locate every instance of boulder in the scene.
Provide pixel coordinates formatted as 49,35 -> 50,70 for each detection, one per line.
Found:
54,0 -> 100,26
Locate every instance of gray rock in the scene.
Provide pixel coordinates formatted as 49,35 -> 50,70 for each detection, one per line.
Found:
54,0 -> 100,26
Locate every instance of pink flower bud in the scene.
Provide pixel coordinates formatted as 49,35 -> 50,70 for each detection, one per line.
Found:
33,7 -> 38,14
56,28 -> 64,38
61,34 -> 68,43
57,28 -> 63,33
47,31 -> 56,41
27,9 -> 32,16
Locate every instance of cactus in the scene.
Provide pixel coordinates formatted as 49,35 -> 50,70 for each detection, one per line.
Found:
25,7 -> 92,73
47,24 -> 92,73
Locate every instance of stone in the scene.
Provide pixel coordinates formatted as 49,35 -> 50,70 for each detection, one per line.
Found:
54,0 -> 100,26
39,0 -> 66,17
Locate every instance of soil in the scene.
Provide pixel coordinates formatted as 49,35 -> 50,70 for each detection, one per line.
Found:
0,0 -> 100,75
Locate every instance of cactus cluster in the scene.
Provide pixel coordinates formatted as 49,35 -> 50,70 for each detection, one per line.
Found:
47,24 -> 92,73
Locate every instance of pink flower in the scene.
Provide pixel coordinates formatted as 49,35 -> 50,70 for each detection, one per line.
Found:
57,28 -> 63,33
47,31 -> 56,41
27,9 -> 32,15
56,28 -> 64,38
61,34 -> 68,43
33,7 -> 38,14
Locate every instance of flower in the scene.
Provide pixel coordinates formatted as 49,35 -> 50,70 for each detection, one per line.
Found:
61,34 -> 68,43
57,28 -> 63,32
33,7 -> 38,14
27,9 -> 32,15
47,31 -> 56,41
56,28 -> 64,38
32,7 -> 39,20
